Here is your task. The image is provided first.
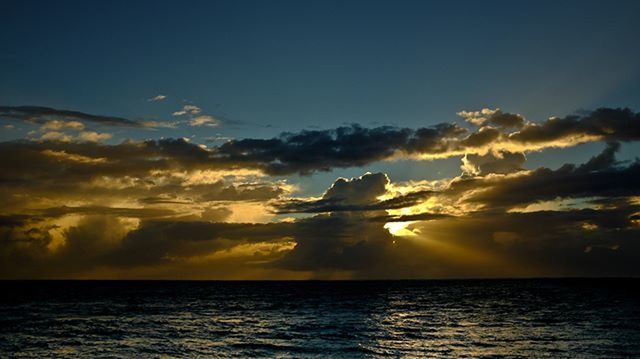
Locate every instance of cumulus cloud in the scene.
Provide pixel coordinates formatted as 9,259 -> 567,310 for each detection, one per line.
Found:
276,173 -> 434,214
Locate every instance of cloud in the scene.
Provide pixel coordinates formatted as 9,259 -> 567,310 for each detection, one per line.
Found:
275,173 -> 434,214
461,150 -> 526,176
2,159 -> 640,278
216,123 -> 466,175
141,120 -> 178,128
452,142 -> 640,210
39,131 -> 73,142
509,107 -> 640,144
2,106 -> 640,279
77,131 -> 113,142
214,107 -> 640,174
171,104 -> 219,127
147,94 -> 167,102
34,205 -> 176,219
41,120 -> 85,131
173,104 -> 202,116
38,130 -> 112,143
0,106 -> 142,127
189,115 -> 219,127
3,106 -> 640,175
458,108 -> 526,129
324,172 -> 389,205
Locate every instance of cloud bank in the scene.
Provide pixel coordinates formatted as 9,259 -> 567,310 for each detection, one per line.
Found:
1,106 -> 639,279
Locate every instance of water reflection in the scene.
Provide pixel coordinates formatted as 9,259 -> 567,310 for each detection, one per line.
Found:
1,279 -> 639,357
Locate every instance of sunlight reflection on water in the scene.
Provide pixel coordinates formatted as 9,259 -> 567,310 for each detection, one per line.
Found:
1,279 -> 639,357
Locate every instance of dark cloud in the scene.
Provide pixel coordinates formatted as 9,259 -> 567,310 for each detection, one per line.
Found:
35,206 -> 176,219
489,111 -> 526,129
459,127 -> 501,148
216,123 -> 476,175
576,141 -> 620,173
0,106 -> 142,127
2,106 -> 640,279
2,161 -> 640,278
458,108 -> 526,129
104,220 -> 294,267
454,143 -> 640,209
509,107 -> 640,144
410,205 -> 640,278
276,173 -> 434,214
367,212 -> 451,223
462,150 -> 526,176
198,182 -> 285,202
216,125 -> 414,175
0,139 -> 224,186
0,216 -> 296,277
274,215 -> 394,272
2,107 -> 639,177
158,107 -> 640,174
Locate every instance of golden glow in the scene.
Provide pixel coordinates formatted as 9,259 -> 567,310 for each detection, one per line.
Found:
203,240 -> 296,262
508,198 -> 598,213
384,221 -> 418,236
42,149 -> 108,164
226,202 -> 275,223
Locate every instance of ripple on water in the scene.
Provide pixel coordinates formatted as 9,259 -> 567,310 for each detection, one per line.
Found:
1,279 -> 640,358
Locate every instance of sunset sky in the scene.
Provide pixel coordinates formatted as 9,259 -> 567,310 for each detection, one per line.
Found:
1,0 -> 640,279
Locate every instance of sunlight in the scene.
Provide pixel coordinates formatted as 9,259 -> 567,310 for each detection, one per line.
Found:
384,221 -> 417,236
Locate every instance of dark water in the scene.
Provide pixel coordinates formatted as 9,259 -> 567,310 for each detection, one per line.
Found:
1,279 -> 639,358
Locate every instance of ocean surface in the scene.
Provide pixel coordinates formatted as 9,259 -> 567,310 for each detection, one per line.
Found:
1,279 -> 639,358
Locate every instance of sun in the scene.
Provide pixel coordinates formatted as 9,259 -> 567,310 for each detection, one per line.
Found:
384,221 -> 418,237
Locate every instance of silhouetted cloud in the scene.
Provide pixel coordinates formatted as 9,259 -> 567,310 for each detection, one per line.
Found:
509,108 -> 640,144
458,108 -> 526,129
453,143 -> 640,209
276,173 -> 434,213
461,150 -> 526,176
2,107 -> 639,175
0,106 -> 143,127
2,106 -> 640,279
208,107 -> 640,174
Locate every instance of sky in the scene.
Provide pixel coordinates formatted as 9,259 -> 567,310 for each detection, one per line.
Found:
1,0 -> 640,279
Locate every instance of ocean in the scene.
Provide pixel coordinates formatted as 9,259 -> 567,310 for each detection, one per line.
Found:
1,279 -> 639,357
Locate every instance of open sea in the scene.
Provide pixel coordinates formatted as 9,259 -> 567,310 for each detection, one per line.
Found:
1,279 -> 639,358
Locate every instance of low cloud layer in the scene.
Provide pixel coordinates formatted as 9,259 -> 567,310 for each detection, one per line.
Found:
1,106 -> 639,279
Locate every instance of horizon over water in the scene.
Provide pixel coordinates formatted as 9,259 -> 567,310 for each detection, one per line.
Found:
2,279 -> 640,357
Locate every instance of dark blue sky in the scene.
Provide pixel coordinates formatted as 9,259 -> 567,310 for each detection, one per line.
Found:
2,0 -> 640,191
